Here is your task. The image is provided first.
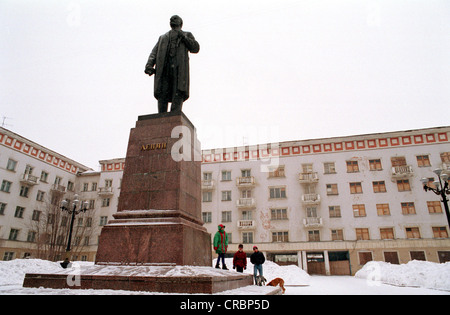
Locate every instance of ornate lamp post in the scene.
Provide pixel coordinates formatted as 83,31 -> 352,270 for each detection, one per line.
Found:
60,194 -> 89,268
421,168 -> 450,227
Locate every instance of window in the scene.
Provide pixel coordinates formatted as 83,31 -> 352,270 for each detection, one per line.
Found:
271,208 -> 287,220
84,236 -> 90,246
24,165 -> 33,175
88,200 -> 95,209
331,229 -> 344,241
91,182 -> 97,191
3,252 -> 14,261
401,202 -> 416,215
269,187 -> 286,199
384,252 -> 399,264
36,190 -> 45,201
19,186 -> 29,197
406,227 -> 421,239
416,155 -> 431,167
83,183 -> 89,192
1,180 -> 12,193
221,211 -> 232,222
272,231 -> 289,242
308,230 -> 320,242
242,232 -> 253,244
67,181 -> 74,191
396,179 -> 411,191
359,252 -> 373,265
432,227 -> 448,238
14,206 -> 25,218
203,172 -> 212,181
427,201 -> 442,213
102,198 -> 110,207
353,204 -> 366,217
376,204 -> 390,216
32,210 -> 41,221
9,229 -> 19,241
410,251 -> 426,261
202,191 -> 212,202
77,218 -> 83,227
99,216 -> 108,226
440,152 -> 450,163
221,191 -> 231,201
241,169 -> 251,177
6,159 -> 17,171
242,211 -> 253,220
54,176 -> 62,185
329,206 -> 341,218
268,165 -> 285,178
326,184 -> 338,195
0,202 -> 6,215
202,212 -> 212,223
391,156 -> 406,167
105,179 -> 113,188
380,228 -> 394,240
372,181 -> 386,193
346,160 -> 359,172
40,171 -> 49,183
221,171 -> 231,181
356,228 -> 370,240
306,207 -> 318,218
85,217 -> 92,227
324,162 -> 336,174
302,163 -> 313,173
369,159 -> 382,171
349,182 -> 362,194
27,231 -> 36,242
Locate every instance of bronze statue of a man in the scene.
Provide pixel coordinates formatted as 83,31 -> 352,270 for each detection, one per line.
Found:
145,15 -> 200,113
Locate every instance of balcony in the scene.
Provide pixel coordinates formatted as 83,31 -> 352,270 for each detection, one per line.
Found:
20,174 -> 39,186
236,176 -> 255,187
98,187 -> 114,196
298,172 -> 319,183
236,198 -> 256,209
51,184 -> 66,193
237,220 -> 256,229
303,217 -> 323,228
201,179 -> 215,190
391,165 -> 414,178
302,193 -> 321,204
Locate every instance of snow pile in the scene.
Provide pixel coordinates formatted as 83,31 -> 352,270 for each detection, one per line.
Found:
355,260 -> 450,291
0,259 -> 60,286
213,258 -> 310,286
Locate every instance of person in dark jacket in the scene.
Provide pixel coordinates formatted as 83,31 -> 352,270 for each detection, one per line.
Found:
233,244 -> 247,273
145,15 -> 200,113
250,246 -> 265,284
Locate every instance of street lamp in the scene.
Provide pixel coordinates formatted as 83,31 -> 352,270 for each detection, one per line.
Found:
421,168 -> 450,227
60,194 -> 89,268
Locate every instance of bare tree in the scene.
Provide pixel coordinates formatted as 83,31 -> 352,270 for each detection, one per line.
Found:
28,188 -> 98,261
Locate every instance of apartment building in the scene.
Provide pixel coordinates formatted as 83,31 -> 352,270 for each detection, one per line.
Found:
200,126 -> 450,275
1,126 -> 449,275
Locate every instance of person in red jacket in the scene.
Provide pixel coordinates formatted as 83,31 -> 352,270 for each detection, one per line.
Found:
233,244 -> 247,273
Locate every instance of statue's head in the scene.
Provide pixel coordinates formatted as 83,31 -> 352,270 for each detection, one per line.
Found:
170,15 -> 183,29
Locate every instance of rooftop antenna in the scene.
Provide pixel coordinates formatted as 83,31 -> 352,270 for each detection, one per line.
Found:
1,116 -> 13,128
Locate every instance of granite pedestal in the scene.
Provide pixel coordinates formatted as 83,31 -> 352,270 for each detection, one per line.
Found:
23,112 -> 253,293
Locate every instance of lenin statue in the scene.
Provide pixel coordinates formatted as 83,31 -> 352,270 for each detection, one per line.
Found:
145,15 -> 200,113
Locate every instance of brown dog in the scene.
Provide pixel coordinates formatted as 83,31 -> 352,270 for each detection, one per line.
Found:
267,277 -> 286,293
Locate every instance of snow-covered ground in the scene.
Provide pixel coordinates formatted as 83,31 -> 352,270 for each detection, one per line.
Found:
0,258 -> 448,295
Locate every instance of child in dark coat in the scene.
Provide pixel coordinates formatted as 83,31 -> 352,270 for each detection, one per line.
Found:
233,244 -> 247,273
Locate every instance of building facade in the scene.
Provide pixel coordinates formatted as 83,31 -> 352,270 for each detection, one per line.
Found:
1,126 -> 449,275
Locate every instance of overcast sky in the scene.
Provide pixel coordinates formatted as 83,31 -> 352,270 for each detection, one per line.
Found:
1,0 -> 449,169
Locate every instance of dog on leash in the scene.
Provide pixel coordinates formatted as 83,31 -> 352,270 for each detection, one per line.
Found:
255,275 -> 267,286
267,277 -> 286,294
